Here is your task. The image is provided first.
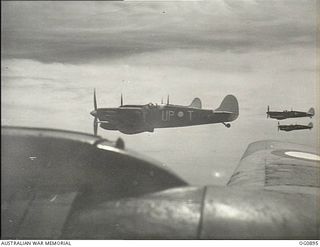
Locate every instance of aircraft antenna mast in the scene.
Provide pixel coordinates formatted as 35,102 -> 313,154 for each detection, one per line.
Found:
167,95 -> 170,105
121,94 -> 123,106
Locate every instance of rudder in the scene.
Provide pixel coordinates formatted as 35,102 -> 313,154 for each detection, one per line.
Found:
215,95 -> 239,121
308,107 -> 315,116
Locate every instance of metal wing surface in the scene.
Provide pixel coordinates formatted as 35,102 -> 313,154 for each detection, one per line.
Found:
1,126 -> 186,239
227,140 -> 320,195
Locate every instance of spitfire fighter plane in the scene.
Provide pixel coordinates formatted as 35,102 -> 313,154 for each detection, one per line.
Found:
266,106 -> 315,120
90,90 -> 239,135
278,122 -> 313,132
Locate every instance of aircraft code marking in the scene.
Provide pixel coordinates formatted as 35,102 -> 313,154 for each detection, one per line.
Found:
162,110 -> 175,121
162,110 -> 193,121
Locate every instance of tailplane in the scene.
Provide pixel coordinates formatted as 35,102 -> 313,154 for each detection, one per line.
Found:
189,98 -> 202,109
215,95 -> 239,121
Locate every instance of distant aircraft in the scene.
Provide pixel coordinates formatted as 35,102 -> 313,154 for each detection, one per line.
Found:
90,90 -> 239,135
2,126 -> 319,239
266,106 -> 314,120
278,122 -> 313,132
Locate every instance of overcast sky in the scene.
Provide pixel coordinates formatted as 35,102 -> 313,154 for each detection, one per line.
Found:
1,1 -> 318,185
2,1 -> 317,62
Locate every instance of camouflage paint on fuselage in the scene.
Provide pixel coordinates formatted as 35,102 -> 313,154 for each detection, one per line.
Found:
146,104 -> 233,128
91,94 -> 239,134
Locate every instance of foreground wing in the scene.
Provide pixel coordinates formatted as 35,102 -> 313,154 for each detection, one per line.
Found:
227,140 -> 320,195
1,126 -> 186,239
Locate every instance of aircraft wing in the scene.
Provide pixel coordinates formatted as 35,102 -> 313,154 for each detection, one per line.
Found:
227,140 -> 319,195
2,127 -> 319,239
1,126 -> 186,239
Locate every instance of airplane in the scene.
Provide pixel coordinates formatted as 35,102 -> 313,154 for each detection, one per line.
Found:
266,105 -> 315,120
1,126 -> 319,239
278,122 -> 313,132
90,90 -> 239,135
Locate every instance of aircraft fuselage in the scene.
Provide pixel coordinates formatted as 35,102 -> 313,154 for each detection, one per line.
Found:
278,124 -> 312,132
96,104 -> 236,134
91,94 -> 239,134
267,111 -> 313,120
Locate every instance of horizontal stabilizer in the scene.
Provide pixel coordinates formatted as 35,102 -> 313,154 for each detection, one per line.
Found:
189,97 -> 202,109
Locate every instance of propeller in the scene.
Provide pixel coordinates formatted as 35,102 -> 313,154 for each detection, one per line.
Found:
94,118 -> 98,136
267,105 -> 270,118
94,89 -> 97,111
277,121 -> 280,132
92,89 -> 98,136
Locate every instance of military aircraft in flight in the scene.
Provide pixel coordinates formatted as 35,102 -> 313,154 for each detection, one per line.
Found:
1,126 -> 319,239
266,106 -> 315,120
278,122 -> 313,132
90,90 -> 239,135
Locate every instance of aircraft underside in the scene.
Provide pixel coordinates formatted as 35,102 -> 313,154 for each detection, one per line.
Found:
100,109 -> 235,133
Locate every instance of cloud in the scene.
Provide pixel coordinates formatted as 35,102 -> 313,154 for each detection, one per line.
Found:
2,0 -> 317,63
1,1 -> 318,185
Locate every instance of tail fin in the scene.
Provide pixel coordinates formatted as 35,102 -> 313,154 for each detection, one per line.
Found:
308,107 -> 315,116
308,122 -> 313,128
189,97 -> 202,109
215,95 -> 239,121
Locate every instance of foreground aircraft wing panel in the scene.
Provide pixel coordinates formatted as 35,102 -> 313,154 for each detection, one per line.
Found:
2,126 -> 319,239
227,140 -> 320,194
200,186 -> 319,239
63,187 -> 204,239
1,126 -> 187,239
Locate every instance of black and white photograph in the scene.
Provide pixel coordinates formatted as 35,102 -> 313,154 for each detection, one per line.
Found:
1,0 -> 319,240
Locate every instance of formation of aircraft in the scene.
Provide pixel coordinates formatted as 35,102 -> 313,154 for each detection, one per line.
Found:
90,90 -> 239,135
278,122 -> 313,132
266,106 -> 314,120
1,126 -> 319,239
266,106 -> 315,132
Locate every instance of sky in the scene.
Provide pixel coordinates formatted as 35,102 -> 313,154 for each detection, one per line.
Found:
1,0 -> 319,185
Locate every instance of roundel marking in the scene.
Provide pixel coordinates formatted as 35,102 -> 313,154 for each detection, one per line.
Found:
271,149 -> 320,162
177,111 -> 184,118
284,151 -> 320,161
